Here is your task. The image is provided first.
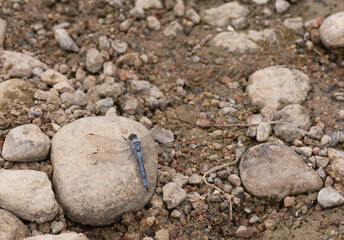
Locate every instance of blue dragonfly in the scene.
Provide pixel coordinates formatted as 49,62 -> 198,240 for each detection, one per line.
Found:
85,127 -> 171,191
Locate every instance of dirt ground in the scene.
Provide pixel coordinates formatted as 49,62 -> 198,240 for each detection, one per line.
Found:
1,0 -> 344,239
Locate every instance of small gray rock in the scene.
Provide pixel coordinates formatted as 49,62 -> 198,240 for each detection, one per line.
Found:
119,19 -> 133,32
96,97 -> 114,114
228,174 -> 241,187
163,21 -> 183,38
54,28 -> 79,52
99,36 -> 110,51
275,0 -> 290,13
319,11 -> 344,51
2,124 -> 50,162
256,122 -> 271,142
147,16 -> 161,31
86,48 -> 104,73
163,182 -> 186,209
188,173 -> 202,185
41,69 -> 68,86
129,7 -> 145,18
317,187 -> 344,208
186,8 -> 200,24
74,90 -> 88,106
135,0 -> 163,9
0,208 -> 31,240
0,169 -> 58,223
315,156 -> 329,168
173,173 -> 189,187
111,39 -> 128,54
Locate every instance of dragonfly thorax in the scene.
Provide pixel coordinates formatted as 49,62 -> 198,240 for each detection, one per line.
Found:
130,138 -> 142,152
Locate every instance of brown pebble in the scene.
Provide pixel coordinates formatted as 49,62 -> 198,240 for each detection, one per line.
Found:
310,29 -> 320,44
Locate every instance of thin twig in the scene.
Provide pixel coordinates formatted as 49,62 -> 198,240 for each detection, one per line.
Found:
203,161 -> 238,222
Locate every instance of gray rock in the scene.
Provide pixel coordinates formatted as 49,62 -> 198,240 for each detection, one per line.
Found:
2,124 -> 50,162
200,162 -> 210,174
319,11 -> 344,51
119,19 -> 133,32
51,117 -> 157,226
240,143 -> 323,201
228,174 -> 241,187
252,0 -> 269,4
98,36 -> 110,51
85,48 -> 104,73
163,182 -> 186,209
188,173 -> 202,185
186,8 -> 200,25
53,81 -> 75,93
173,173 -> 189,187
249,215 -> 260,224
0,208 -> 31,240
315,156 -> 329,168
135,0 -> 162,9
284,17 -> 303,31
0,51 -> 47,73
96,97 -> 114,114
295,146 -> 312,158
111,40 -> 128,54
273,104 -> 311,130
120,94 -> 142,115
23,232 -> 89,240
107,0 -> 122,8
275,0 -> 290,13
247,66 -> 310,110
327,148 -> 344,176
0,169 -> 58,223
116,53 -> 141,69
155,229 -> 169,240
7,63 -> 32,78
50,221 -> 64,234
163,21 -> 183,38
150,127 -> 174,144
83,75 -> 96,90
103,62 -> 117,76
147,16 -> 161,31
173,0 -> 185,17
308,126 -> 324,140
273,123 -> 306,142
0,79 -> 34,113
231,17 -> 248,30
73,90 -> 88,106
316,167 -> 327,181
60,92 -> 75,106
54,28 -> 79,52
256,122 -> 271,142
129,7 -> 145,18
235,225 -> 255,238
317,187 -> 344,208
201,2 -> 249,27
41,69 -> 68,86
97,83 -> 125,99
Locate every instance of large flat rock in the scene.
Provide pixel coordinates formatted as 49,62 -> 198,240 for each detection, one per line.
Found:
240,143 -> 323,201
51,116 -> 158,226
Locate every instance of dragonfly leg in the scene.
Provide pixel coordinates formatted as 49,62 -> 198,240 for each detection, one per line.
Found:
127,152 -> 134,161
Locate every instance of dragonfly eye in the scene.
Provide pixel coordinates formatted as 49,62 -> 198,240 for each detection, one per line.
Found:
128,133 -> 137,140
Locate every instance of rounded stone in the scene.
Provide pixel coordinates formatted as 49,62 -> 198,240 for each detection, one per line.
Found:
23,232 -> 89,240
240,143 -> 323,201
0,208 -> 31,240
319,11 -> 344,51
273,104 -> 311,131
246,66 -> 311,110
2,124 -> 50,162
51,116 -> 158,226
0,169 -> 58,223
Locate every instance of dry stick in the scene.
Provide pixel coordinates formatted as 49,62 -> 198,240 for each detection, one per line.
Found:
203,161 -> 238,222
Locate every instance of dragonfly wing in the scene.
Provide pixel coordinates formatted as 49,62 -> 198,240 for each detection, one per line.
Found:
88,149 -> 133,164
85,133 -> 129,152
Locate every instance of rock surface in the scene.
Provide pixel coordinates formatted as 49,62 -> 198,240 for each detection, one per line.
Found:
23,232 -> 89,240
0,208 -> 31,240
240,143 -> 323,201
0,78 -> 34,112
85,48 -> 104,73
201,2 -> 249,27
317,187 -> 344,208
135,0 -> 162,9
41,69 -> 68,86
327,148 -> 344,176
162,182 -> 186,209
2,124 -> 50,162
246,66 -> 311,110
273,104 -> 311,130
0,169 -> 58,223
51,116 -> 158,226
54,28 -> 80,52
0,51 -> 47,73
319,11 -> 344,51
210,29 -> 275,54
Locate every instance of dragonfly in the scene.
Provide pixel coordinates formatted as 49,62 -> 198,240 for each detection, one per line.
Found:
85,126 -> 172,191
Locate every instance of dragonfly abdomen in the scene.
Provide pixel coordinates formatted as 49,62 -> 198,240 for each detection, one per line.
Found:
135,151 -> 148,190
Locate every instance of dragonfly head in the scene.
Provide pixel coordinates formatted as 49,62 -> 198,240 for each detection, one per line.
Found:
128,133 -> 138,140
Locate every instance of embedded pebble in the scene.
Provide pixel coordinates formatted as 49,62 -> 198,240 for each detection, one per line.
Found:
54,28 -> 80,52
317,187 -> 344,208
240,143 -> 323,201
0,169 -> 58,223
256,122 -> 271,142
247,66 -> 310,110
273,104 -> 311,130
135,0 -> 163,9
228,174 -> 241,187
41,69 -> 68,86
284,17 -> 303,31
0,208 -> 31,240
147,16 -> 161,31
86,48 -> 104,73
327,148 -> 344,176
315,156 -> 329,168
235,225 -> 255,238
275,0 -> 290,13
163,182 -> 186,209
319,11 -> 344,51
186,8 -> 201,24
163,21 -> 183,38
111,39 -> 128,54
188,173 -> 202,185
2,124 -> 50,162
